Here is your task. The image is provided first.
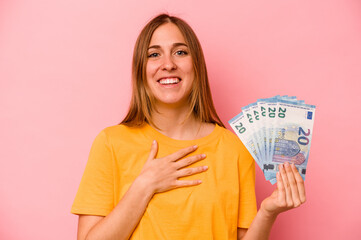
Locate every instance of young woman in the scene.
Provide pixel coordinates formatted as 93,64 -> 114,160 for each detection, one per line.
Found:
71,14 -> 306,240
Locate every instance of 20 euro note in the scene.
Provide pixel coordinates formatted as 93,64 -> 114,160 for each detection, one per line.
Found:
263,100 -> 316,182
229,95 -> 315,184
258,96 -> 295,183
242,103 -> 266,164
229,112 -> 263,172
262,96 -> 305,168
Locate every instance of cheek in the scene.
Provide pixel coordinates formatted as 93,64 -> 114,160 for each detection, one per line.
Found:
146,61 -> 159,76
145,65 -> 152,79
185,59 -> 194,77
145,65 -> 153,82
186,65 -> 195,82
178,59 -> 194,77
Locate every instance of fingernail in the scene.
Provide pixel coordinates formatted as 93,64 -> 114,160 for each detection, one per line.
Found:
152,140 -> 156,144
284,162 -> 290,167
193,145 -> 198,149
279,164 -> 283,170
203,166 -> 208,170
197,180 -> 202,184
201,154 -> 206,158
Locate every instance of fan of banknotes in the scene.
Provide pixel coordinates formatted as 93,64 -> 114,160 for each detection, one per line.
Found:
229,95 -> 316,184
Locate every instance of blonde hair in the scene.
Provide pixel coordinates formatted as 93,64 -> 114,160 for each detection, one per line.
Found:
121,14 -> 225,128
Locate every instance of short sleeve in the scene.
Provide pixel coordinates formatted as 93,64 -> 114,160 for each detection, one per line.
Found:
237,143 -> 257,228
71,130 -> 114,216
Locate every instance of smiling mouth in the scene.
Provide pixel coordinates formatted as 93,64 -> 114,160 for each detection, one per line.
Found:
158,77 -> 181,85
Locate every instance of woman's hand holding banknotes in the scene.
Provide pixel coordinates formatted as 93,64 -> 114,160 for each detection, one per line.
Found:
260,162 -> 306,218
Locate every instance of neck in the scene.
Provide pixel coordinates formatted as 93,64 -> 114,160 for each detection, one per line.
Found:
150,102 -> 202,140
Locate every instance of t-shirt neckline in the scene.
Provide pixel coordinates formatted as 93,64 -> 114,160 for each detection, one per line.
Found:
142,123 -> 222,148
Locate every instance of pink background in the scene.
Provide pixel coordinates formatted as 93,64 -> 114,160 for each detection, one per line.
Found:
1,0 -> 361,239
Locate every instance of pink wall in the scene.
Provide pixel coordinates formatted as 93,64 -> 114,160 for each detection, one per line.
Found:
1,0 -> 360,239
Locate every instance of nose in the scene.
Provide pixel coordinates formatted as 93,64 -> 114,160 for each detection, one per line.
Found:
161,54 -> 176,71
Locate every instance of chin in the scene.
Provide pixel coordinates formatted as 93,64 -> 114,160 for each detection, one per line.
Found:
155,98 -> 189,107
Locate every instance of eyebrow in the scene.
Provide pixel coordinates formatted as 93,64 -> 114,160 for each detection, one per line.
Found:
148,42 -> 188,50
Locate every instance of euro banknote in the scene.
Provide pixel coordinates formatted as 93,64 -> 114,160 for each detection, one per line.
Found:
229,96 -> 315,184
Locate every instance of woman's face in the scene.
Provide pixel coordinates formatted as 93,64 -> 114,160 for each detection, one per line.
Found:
146,23 -> 194,109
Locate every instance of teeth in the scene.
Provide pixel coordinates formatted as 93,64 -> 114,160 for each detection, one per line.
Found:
159,78 -> 180,85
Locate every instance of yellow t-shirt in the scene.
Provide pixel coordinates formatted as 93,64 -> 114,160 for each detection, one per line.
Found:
71,123 -> 257,239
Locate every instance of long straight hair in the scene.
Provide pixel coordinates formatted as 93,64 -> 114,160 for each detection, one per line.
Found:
121,14 -> 225,128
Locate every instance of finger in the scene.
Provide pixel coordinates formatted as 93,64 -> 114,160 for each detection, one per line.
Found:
284,162 -> 301,207
166,145 -> 198,162
276,171 -> 286,206
275,171 -> 290,212
174,154 -> 206,169
174,179 -> 202,188
146,140 -> 158,161
177,165 -> 208,178
291,164 -> 306,203
279,163 -> 293,207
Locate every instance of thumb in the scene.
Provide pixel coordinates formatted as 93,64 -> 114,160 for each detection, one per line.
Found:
147,140 -> 158,161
